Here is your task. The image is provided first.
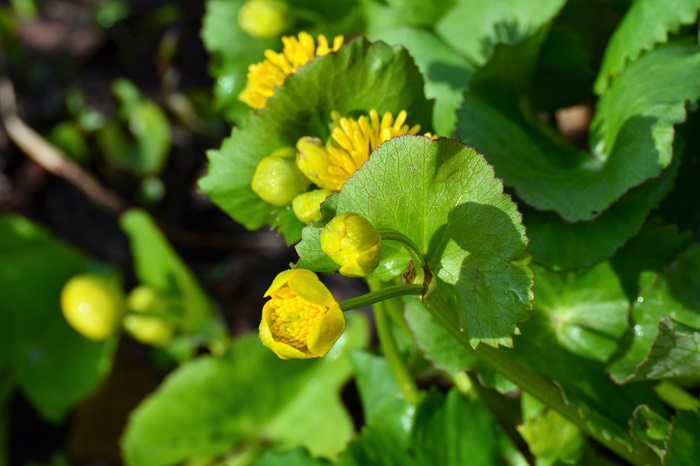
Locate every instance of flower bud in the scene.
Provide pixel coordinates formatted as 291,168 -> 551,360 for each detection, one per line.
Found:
320,213 -> 382,277
292,188 -> 333,223
296,136 -> 338,191
237,0 -> 290,39
251,147 -> 311,206
60,274 -> 125,341
123,285 -> 174,347
260,269 -> 345,359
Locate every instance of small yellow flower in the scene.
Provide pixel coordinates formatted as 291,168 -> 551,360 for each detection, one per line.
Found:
260,269 -> 345,359
321,213 -> 382,277
237,0 -> 290,39
251,147 -> 311,206
296,109 -> 429,192
239,32 -> 344,109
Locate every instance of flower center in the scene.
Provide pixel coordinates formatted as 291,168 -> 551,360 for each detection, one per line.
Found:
269,287 -> 326,348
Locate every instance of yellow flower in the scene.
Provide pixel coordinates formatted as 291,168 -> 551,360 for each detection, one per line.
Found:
60,274 -> 125,341
321,213 -> 382,277
239,32 -> 344,109
260,269 -> 345,359
296,109 -> 429,192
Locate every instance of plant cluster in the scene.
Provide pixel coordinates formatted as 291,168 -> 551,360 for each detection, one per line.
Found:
1,0 -> 700,465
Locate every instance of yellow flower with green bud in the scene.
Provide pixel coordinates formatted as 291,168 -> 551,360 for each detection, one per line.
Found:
251,147 -> 311,206
260,269 -> 345,359
237,0 -> 290,39
320,213 -> 382,277
239,31 -> 344,109
292,188 -> 333,223
60,274 -> 125,341
296,109 -> 430,192
123,285 -> 175,347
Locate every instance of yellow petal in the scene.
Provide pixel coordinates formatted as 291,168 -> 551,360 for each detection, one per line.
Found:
307,304 -> 345,357
263,269 -> 298,297
288,269 -> 335,307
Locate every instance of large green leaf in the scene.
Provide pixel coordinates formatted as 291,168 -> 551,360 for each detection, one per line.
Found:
199,38 -> 433,244
0,215 -> 116,423
608,245 -> 700,383
119,209 -> 222,342
594,0 -> 700,94
458,39 -> 700,222
531,262 -> 629,363
122,313 -> 368,465
297,136 -> 533,347
664,410 -> 700,465
434,0 -> 566,66
524,150 -> 680,271
411,389 -> 501,466
366,26 -> 473,136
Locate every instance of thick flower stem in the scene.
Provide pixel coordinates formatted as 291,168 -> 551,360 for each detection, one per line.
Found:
424,293 -> 660,466
338,284 -> 423,312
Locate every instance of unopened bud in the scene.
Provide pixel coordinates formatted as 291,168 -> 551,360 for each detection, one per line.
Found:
320,213 -> 382,277
292,188 -> 332,223
252,147 -> 311,206
237,0 -> 290,39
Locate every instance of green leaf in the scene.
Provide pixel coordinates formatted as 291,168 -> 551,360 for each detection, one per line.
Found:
253,448 -> 330,466
350,351 -> 413,435
532,262 -> 629,363
119,209 -> 221,341
458,39 -> 700,222
366,26 -> 473,136
122,313 -> 369,465
298,136 -> 533,347
517,404 -> 585,465
199,38 -> 433,244
404,297 -> 517,393
201,0 -> 279,122
525,151 -> 680,271
664,410 -> 700,465
0,214 -> 116,423
411,389 -> 501,466
594,0 -> 700,94
629,405 -> 670,458
610,218 -> 693,300
608,245 -> 700,383
434,0 -> 567,66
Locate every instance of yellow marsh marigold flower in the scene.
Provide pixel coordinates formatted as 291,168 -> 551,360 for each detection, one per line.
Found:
239,32 -> 344,109
260,269 -> 345,359
321,213 -> 382,277
296,109 -> 430,192
251,147 -> 311,206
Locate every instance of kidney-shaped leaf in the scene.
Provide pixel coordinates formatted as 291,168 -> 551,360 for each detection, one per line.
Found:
298,136 -> 533,348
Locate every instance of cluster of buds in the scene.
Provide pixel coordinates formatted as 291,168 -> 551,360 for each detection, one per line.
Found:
60,274 -> 175,347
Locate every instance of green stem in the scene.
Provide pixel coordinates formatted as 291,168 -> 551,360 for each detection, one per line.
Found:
373,297 -> 421,406
654,381 -> 700,411
377,229 -> 425,268
424,293 -> 660,466
339,284 -> 423,312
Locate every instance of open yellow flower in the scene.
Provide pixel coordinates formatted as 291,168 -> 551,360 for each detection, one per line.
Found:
296,109 -> 430,192
260,269 -> 345,359
239,32 -> 344,109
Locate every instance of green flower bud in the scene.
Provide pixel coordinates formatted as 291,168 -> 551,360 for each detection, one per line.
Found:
252,147 -> 311,206
237,0 -> 290,39
292,188 -> 333,223
123,285 -> 174,347
320,213 -> 382,277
